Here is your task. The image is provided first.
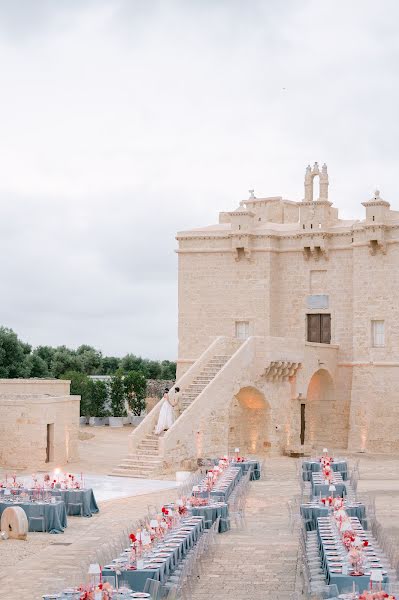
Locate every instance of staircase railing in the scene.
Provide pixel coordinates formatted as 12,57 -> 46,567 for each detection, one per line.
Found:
158,336 -> 260,466
128,336 -> 232,454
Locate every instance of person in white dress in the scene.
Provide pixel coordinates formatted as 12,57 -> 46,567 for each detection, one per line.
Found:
155,388 -> 175,435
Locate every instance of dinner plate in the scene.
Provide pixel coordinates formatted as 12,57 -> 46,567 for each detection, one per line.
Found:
130,594 -> 150,598
151,558 -> 167,563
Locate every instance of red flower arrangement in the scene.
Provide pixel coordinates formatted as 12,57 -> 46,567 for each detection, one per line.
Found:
129,533 -> 137,543
161,507 -> 169,516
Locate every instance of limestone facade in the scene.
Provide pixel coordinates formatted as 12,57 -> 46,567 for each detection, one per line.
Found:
0,379 -> 80,470
124,164 -> 399,475
176,165 -> 399,456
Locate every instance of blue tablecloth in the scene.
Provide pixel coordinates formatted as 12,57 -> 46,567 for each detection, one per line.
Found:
102,517 -> 204,592
0,500 -> 67,533
190,503 -> 230,532
300,503 -> 366,530
197,467 -> 242,502
50,489 -> 99,517
317,516 -> 389,593
311,472 -> 346,498
302,460 -> 348,481
233,460 -> 261,480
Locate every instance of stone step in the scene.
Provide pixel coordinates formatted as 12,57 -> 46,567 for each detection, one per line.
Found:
111,469 -> 156,478
118,456 -> 162,467
118,459 -> 163,469
138,440 -> 159,448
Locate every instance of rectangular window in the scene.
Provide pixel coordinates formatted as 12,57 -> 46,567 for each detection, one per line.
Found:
307,314 -> 331,344
235,321 -> 249,340
372,320 -> 385,347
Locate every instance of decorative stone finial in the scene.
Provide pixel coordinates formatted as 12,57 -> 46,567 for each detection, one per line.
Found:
248,189 -> 255,199
322,163 -> 328,173
312,162 -> 319,175
374,189 -> 380,199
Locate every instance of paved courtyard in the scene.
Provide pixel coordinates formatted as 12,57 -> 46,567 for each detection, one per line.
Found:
0,431 -> 399,599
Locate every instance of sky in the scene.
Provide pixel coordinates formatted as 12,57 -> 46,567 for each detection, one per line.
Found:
0,0 -> 399,359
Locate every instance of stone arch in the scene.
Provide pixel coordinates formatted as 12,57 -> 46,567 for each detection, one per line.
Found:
228,386 -> 271,454
305,368 -> 347,448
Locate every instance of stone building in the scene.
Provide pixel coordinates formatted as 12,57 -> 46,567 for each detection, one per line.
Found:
116,163 -> 399,477
0,379 -> 79,470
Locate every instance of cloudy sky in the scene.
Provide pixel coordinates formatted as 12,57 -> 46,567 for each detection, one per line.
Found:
0,0 -> 398,359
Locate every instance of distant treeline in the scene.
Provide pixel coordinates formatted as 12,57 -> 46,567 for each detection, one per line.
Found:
0,326 -> 176,380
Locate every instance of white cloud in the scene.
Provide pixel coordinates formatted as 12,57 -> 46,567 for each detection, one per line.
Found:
0,0 -> 398,357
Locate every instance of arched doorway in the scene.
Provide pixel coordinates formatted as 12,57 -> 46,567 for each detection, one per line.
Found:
305,369 -> 347,447
228,386 -> 271,454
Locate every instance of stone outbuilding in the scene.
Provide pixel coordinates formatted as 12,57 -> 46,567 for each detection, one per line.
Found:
0,379 -> 79,470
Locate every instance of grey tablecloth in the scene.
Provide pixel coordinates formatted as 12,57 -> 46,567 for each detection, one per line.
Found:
317,517 -> 389,593
234,460 -> 261,480
190,503 -> 230,532
312,482 -> 346,498
102,517 -> 204,592
300,503 -> 366,530
0,500 -> 67,533
50,489 -> 99,517
302,460 -> 348,481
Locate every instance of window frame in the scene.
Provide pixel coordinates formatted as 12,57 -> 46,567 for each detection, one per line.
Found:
371,320 -> 385,348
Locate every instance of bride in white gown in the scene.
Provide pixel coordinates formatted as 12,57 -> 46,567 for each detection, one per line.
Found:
155,389 -> 175,435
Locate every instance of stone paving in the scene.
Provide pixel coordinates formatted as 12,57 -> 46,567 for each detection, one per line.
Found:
0,451 -> 399,599
191,458 -> 299,600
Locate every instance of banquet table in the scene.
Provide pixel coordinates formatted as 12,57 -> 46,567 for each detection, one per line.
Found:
0,488 -> 98,517
300,502 -> 366,530
102,516 -> 204,592
50,489 -> 99,517
311,472 -> 346,498
302,459 -> 348,481
233,460 -> 261,480
190,502 -> 230,532
0,499 -> 67,533
317,515 -> 389,593
197,467 -> 242,502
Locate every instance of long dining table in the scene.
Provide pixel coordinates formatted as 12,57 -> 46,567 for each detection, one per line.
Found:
311,471 -> 347,498
302,459 -> 348,481
317,515 -> 389,593
102,516 -> 204,592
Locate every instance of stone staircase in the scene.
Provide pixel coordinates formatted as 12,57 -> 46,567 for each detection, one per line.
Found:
111,352 -> 234,478
112,433 -> 162,478
180,354 -> 233,410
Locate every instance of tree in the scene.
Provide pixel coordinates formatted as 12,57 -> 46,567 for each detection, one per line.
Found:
101,356 -> 121,375
32,346 -> 56,374
76,345 -> 102,375
86,379 -> 109,417
0,327 -> 31,378
160,360 -> 177,380
120,354 -> 144,373
25,354 -> 50,378
60,371 -> 90,416
50,347 -> 81,378
144,360 -> 162,379
124,370 -> 147,416
110,373 -> 126,417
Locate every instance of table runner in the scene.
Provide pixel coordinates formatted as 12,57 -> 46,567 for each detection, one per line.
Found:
0,499 -> 67,533
317,515 -> 389,593
302,460 -> 348,481
102,516 -> 204,592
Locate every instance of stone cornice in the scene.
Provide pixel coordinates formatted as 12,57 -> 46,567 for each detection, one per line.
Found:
176,223 -> 399,242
